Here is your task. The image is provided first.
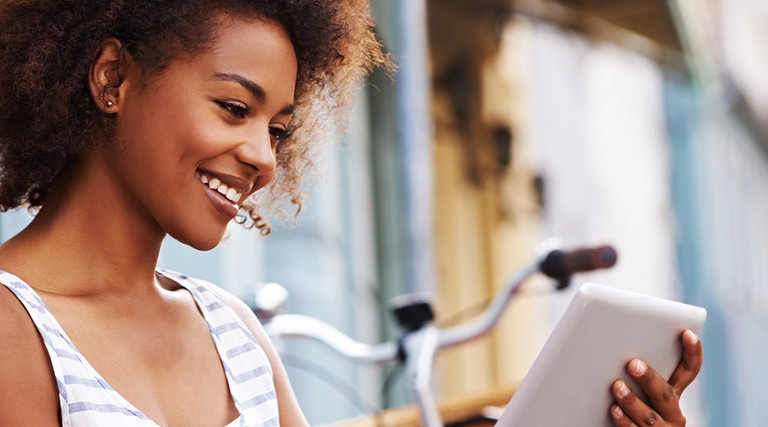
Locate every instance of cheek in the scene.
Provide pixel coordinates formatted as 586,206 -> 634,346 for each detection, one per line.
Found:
118,81 -> 224,161
110,108 -> 229,211
174,122 -> 237,170
137,104 -> 230,166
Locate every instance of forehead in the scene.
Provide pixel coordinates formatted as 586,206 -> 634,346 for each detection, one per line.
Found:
211,15 -> 296,66
173,15 -> 298,102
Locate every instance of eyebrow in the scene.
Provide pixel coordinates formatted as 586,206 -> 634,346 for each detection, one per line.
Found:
213,73 -> 266,103
212,73 -> 294,115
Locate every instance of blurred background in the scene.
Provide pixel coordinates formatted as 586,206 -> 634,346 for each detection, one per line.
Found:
3,0 -> 768,425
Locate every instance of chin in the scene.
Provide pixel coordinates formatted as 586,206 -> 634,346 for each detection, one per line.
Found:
170,228 -> 227,252
188,239 -> 222,252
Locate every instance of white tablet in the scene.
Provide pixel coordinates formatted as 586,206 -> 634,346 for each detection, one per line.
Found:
496,282 -> 706,427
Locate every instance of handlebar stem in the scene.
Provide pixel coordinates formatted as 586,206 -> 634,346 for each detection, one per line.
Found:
403,325 -> 443,427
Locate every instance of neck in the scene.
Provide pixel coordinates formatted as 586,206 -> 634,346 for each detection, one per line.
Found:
0,154 -> 167,296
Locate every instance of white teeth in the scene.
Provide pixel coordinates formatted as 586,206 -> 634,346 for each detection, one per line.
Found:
197,172 -> 244,205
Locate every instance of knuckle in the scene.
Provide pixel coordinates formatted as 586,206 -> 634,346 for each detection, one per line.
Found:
643,411 -> 659,425
662,385 -> 678,402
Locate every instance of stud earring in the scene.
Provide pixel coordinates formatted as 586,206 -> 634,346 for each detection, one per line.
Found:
106,101 -> 114,107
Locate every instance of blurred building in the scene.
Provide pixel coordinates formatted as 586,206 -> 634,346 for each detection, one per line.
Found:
424,2 -> 768,426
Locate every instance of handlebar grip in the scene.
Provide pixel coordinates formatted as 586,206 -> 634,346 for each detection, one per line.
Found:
539,245 -> 618,289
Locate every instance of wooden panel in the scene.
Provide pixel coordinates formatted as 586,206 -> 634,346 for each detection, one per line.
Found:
546,0 -> 683,51
430,0 -> 685,66
427,0 -> 546,402
325,385 -> 517,427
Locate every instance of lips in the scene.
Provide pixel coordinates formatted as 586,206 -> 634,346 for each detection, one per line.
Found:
196,171 -> 243,203
196,170 -> 251,218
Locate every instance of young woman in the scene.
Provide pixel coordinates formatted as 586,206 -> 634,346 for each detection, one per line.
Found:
0,1 -> 701,426
0,1 -> 385,425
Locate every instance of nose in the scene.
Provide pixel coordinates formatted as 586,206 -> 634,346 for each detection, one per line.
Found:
236,126 -> 277,188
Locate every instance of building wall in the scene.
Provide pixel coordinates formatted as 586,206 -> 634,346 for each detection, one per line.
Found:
666,75 -> 768,427
428,3 -> 545,399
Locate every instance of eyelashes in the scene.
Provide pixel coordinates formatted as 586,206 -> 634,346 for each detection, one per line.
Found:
215,100 -> 293,142
269,127 -> 293,141
215,100 -> 250,120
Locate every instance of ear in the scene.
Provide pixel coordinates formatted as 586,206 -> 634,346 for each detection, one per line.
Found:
88,38 -> 129,113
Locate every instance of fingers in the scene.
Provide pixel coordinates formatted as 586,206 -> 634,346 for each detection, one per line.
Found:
612,330 -> 702,427
668,330 -> 703,394
610,403 -> 638,427
611,379 -> 672,426
625,359 -> 684,423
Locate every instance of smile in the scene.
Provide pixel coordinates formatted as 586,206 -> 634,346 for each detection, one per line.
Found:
195,171 -> 244,204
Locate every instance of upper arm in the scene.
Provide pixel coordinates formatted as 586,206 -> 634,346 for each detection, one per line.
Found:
209,284 -> 310,427
0,286 -> 60,426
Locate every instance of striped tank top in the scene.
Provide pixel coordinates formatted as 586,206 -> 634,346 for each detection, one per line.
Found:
0,269 -> 280,427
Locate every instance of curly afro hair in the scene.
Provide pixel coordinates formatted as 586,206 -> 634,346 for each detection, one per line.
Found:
0,0 -> 390,234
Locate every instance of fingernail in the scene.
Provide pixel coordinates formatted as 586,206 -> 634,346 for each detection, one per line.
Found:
684,329 -> 699,344
615,381 -> 629,398
612,405 -> 624,418
632,359 -> 647,376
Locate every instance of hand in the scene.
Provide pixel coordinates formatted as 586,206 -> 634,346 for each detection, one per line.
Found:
610,330 -> 703,427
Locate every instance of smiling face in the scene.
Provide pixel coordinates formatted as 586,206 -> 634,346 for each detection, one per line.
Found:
102,15 -> 297,250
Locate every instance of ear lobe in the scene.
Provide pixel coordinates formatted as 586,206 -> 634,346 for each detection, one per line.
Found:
88,38 -> 127,113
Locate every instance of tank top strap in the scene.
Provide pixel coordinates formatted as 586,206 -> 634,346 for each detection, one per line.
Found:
0,270 -> 156,426
156,269 -> 280,427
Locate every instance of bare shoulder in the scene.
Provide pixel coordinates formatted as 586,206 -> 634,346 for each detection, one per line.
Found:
199,281 -> 276,355
0,285 -> 60,426
202,281 -> 310,427
202,282 -> 267,339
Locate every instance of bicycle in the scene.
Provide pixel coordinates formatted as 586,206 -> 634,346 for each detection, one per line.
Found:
249,241 -> 618,426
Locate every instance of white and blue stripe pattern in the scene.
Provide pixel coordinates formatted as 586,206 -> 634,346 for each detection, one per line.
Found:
0,270 -> 280,427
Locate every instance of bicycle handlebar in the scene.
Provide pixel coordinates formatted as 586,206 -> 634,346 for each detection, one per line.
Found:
257,243 -> 617,427
259,243 -> 617,364
265,314 -> 400,364
540,245 -> 618,289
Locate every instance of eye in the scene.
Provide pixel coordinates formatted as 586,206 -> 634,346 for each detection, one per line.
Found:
269,126 -> 293,142
215,100 -> 250,120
